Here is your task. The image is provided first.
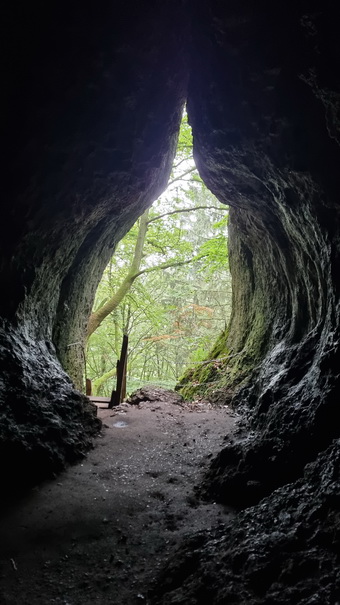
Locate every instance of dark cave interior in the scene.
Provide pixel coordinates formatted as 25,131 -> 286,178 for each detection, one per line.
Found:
1,1 -> 340,603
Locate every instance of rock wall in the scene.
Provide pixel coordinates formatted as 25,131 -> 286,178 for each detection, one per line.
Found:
153,439 -> 340,604
187,0 -> 340,503
152,2 -> 340,603
1,2 -> 187,490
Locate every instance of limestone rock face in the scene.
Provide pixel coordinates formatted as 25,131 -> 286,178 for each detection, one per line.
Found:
188,0 -> 340,502
0,325 -> 100,490
126,386 -> 184,407
151,2 -> 340,603
1,1 -> 340,603
152,439 -> 340,604
1,2 -> 187,489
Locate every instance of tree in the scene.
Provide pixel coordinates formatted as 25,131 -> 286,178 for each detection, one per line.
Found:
87,204 -> 225,338
86,197 -> 231,394
86,113 -> 232,395
87,113 -> 226,339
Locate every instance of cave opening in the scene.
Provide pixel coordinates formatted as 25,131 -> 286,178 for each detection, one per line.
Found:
85,111 -> 233,401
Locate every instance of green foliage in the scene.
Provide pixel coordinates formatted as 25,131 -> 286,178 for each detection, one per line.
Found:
174,112 -> 194,160
86,112 -> 232,397
197,235 -> 228,274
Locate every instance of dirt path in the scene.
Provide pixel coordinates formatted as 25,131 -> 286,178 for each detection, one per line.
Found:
0,395 -> 237,605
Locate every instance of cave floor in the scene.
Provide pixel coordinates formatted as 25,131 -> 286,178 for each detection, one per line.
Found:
0,397 -> 236,605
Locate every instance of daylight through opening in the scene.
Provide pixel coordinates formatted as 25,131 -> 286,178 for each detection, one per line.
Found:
85,113 -> 231,399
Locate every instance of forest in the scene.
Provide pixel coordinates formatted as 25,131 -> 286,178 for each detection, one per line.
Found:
85,115 -> 231,396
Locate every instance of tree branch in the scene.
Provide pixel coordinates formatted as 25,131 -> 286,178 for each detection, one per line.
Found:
92,367 -> 116,395
147,206 -> 226,224
87,209 -> 150,338
172,157 -> 193,170
133,253 -> 208,279
166,166 -> 197,187
146,238 -> 167,254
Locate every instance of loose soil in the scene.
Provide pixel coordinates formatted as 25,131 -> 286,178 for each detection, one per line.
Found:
0,394 -> 237,605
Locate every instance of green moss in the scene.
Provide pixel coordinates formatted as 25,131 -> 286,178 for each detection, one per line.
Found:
176,319 -> 267,403
209,329 -> 230,359
177,329 -> 232,401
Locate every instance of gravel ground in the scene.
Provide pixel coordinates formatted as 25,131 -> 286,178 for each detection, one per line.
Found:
0,393 -> 237,605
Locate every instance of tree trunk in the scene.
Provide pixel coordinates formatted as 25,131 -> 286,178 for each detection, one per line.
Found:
92,367 -> 117,396
87,208 -> 150,338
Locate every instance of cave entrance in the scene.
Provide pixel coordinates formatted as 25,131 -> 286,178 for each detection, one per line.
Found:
85,112 -> 231,401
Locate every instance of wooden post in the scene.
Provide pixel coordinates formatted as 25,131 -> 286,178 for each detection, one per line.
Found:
117,334 -> 128,404
86,378 -> 92,396
109,360 -> 120,408
121,359 -> 127,402
109,335 -> 128,408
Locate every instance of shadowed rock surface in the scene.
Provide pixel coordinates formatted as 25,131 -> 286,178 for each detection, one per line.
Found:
1,2 -> 187,490
152,439 -> 340,604
1,1 -> 340,603
187,0 -> 340,503
127,386 -> 184,407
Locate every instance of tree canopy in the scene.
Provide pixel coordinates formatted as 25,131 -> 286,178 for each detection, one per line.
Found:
86,113 -> 231,396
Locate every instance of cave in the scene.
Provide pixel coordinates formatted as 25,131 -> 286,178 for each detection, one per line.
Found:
1,1 -> 340,603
